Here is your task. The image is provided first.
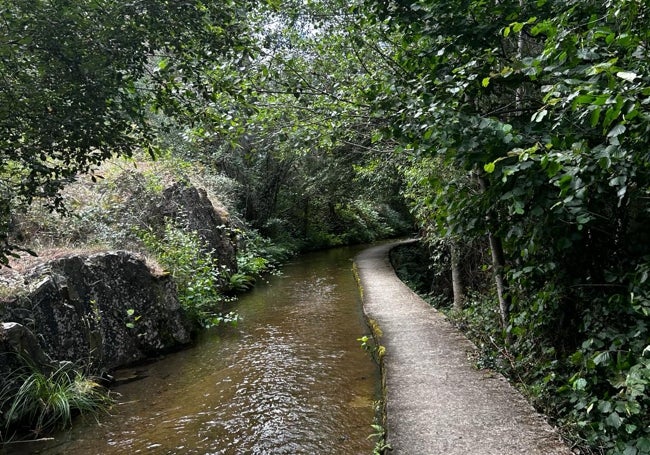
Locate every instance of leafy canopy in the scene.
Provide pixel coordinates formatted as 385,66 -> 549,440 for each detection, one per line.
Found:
0,0 -> 253,262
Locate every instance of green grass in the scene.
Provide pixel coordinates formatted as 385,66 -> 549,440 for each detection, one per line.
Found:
1,361 -> 113,438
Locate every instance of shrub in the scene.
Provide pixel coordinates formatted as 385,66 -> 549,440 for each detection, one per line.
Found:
135,219 -> 230,328
236,227 -> 295,277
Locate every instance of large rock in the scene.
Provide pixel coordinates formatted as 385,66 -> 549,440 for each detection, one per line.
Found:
0,251 -> 193,373
152,182 -> 238,273
0,322 -> 55,371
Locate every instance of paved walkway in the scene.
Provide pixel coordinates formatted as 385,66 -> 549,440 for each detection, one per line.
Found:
354,241 -> 572,455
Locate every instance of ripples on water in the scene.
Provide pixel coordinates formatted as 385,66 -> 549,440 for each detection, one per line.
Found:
9,247 -> 378,455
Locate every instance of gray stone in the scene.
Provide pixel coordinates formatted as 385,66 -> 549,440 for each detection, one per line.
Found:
154,182 -> 238,273
1,251 -> 193,373
1,322 -> 54,372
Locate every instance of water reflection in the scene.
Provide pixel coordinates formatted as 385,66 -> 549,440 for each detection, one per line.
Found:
9,247 -> 378,454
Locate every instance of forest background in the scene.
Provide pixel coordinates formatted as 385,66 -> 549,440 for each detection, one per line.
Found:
1,1 -> 649,454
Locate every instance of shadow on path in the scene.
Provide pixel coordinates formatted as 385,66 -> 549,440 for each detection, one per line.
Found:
354,241 -> 572,455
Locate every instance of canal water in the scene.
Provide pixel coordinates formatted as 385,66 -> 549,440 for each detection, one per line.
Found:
11,246 -> 379,454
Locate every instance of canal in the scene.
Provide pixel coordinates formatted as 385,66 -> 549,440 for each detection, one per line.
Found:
11,245 -> 379,454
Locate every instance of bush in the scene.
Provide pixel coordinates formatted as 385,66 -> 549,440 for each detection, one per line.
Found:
236,227 -> 295,277
135,219 -> 231,328
550,286 -> 650,454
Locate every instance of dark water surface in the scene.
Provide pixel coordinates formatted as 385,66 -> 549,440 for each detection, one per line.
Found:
12,246 -> 378,454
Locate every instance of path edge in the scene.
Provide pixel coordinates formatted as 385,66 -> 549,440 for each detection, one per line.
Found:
352,239 -> 418,453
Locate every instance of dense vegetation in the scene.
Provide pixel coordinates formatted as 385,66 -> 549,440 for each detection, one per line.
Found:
1,0 -> 649,453
368,2 -> 650,454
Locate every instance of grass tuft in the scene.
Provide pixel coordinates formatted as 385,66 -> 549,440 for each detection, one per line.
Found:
1,360 -> 113,438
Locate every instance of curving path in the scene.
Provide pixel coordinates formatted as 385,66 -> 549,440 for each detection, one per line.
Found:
354,241 -> 572,455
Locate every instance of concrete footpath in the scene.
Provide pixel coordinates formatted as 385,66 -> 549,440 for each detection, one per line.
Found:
354,241 -> 572,455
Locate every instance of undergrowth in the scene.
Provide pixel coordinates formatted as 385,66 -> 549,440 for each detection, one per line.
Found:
134,219 -> 236,328
134,219 -> 292,328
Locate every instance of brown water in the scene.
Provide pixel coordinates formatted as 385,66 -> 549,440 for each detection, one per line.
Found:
10,246 -> 378,455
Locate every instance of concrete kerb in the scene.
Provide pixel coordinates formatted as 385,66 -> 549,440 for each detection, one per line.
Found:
352,259 -> 389,439
353,240 -> 572,455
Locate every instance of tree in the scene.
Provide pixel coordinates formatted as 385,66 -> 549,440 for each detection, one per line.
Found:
179,0 -> 411,247
0,0 -> 253,263
358,0 -> 535,329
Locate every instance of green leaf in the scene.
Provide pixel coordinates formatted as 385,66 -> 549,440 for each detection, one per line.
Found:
513,200 -> 525,215
533,109 -> 548,123
590,108 -> 601,127
593,351 -> 611,365
607,124 -> 626,138
573,378 -> 587,391
598,401 -> 613,413
605,412 -> 623,429
616,71 -> 638,82
482,77 -> 490,87
598,155 -> 611,170
574,94 -> 594,105
603,107 -> 622,128
484,162 -> 496,173
609,175 -> 627,187
637,438 -> 650,452
157,58 -> 169,71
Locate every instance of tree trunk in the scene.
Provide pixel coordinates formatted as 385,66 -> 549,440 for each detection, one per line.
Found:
487,231 -> 510,331
302,197 -> 310,237
450,241 -> 464,311
477,174 -> 511,335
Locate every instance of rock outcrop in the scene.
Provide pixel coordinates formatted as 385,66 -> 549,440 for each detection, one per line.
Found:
0,321 -> 55,371
151,182 -> 238,273
0,251 -> 193,373
0,180 -> 239,434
